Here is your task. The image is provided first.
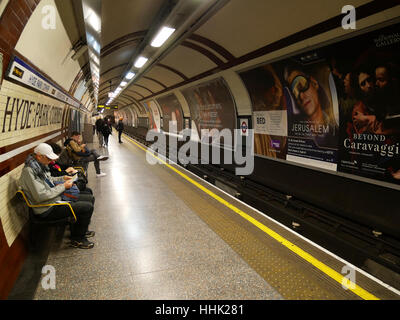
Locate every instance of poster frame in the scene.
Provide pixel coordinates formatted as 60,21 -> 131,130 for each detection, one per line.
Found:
235,18 -> 400,190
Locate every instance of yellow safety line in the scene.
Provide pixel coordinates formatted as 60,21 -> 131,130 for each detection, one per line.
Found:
124,134 -> 380,300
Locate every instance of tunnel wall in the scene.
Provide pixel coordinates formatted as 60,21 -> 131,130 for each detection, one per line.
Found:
123,8 -> 400,241
0,0 -> 88,298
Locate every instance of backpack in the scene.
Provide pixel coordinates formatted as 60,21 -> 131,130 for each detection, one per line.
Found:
58,148 -> 74,167
63,138 -> 73,147
61,184 -> 80,201
75,171 -> 88,192
54,180 -> 80,201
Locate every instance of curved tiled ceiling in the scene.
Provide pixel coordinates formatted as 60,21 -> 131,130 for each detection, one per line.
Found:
56,0 -> 386,113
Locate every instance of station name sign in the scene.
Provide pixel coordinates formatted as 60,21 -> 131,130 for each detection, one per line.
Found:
7,56 -> 81,108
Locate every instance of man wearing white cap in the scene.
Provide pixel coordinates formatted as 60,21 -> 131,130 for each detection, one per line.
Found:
18,143 -> 95,249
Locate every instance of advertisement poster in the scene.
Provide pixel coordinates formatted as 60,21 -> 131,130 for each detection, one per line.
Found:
240,65 -> 288,159
181,78 -> 236,146
240,57 -> 339,168
156,93 -> 184,133
283,59 -> 339,170
329,23 -> 400,184
239,22 -> 399,183
142,100 -> 161,131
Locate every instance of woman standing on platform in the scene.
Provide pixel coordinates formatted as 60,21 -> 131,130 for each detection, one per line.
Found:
102,119 -> 112,147
117,117 -> 124,143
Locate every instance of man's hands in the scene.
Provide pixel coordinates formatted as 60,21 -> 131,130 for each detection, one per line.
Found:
64,179 -> 73,189
66,167 -> 77,174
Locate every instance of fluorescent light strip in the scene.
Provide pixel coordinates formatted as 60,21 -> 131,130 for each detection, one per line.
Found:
134,56 -> 148,68
151,26 -> 175,47
126,72 -> 135,80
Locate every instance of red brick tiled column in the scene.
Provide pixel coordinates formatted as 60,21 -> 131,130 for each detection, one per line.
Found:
0,0 -> 41,299
0,0 -> 41,84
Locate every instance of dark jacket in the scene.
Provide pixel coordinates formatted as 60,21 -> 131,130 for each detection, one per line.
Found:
102,122 -> 112,136
48,161 -> 69,177
117,120 -> 124,132
95,118 -> 104,132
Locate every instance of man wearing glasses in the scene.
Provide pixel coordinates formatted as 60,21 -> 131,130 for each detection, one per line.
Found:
18,143 -> 96,249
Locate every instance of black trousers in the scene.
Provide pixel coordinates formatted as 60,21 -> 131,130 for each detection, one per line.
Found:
118,130 -> 123,142
103,134 -> 110,146
39,193 -> 95,241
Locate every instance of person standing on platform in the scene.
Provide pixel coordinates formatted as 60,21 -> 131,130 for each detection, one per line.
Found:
102,119 -> 112,147
117,117 -> 124,143
91,115 -> 97,135
95,116 -> 105,148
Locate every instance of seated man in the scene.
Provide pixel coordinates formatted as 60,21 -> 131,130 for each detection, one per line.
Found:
47,142 -> 78,177
65,131 -> 108,177
18,143 -> 96,249
48,142 -> 92,195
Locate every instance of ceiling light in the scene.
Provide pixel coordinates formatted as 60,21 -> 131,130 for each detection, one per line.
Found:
134,56 -> 148,68
120,81 -> 127,87
151,26 -> 175,47
125,72 -> 135,80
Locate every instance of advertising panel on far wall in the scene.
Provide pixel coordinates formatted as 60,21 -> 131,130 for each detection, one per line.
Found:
239,64 -> 288,160
156,93 -> 184,133
239,22 -> 400,184
181,77 -> 237,146
240,57 -> 340,170
142,100 -> 161,131
329,23 -> 400,184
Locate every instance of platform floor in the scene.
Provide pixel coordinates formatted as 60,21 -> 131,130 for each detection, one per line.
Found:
30,131 -> 399,300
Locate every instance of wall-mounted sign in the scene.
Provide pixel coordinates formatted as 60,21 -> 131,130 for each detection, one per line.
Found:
97,105 -> 104,108
240,118 -> 249,136
7,56 -> 81,108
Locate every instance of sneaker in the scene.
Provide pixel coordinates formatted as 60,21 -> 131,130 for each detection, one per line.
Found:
70,238 -> 94,249
96,172 -> 107,177
96,155 -> 109,161
85,230 -> 95,238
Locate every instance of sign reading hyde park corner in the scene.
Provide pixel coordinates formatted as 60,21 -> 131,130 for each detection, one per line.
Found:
7,56 -> 80,108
